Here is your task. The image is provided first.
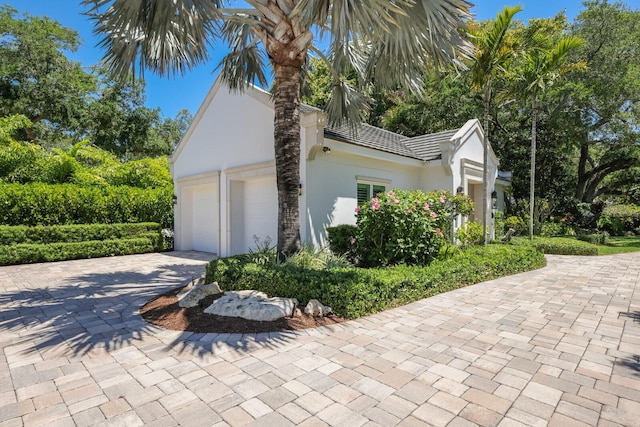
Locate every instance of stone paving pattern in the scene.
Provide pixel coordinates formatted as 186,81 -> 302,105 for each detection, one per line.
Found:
0,251 -> 639,426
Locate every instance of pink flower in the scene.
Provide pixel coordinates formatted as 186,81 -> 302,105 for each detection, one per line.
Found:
371,197 -> 378,204
406,209 -> 412,214
350,238 -> 357,244
440,195 -> 446,203
387,191 -> 395,197
372,203 -> 380,210
355,206 -> 361,213
435,228 -> 441,233
430,212 -> 437,218
393,198 -> 400,204
423,203 -> 430,211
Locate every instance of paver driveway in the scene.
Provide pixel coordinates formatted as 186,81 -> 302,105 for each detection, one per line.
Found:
0,251 -> 639,426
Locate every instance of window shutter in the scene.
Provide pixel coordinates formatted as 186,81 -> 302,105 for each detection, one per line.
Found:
372,185 -> 386,197
357,183 -> 370,205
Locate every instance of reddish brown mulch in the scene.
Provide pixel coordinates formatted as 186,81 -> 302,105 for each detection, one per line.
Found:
140,286 -> 345,334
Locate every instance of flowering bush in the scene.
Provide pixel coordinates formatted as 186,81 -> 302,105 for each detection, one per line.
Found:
355,189 -> 473,267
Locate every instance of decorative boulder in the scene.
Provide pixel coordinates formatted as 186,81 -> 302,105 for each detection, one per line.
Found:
304,299 -> 333,317
177,278 -> 223,308
204,290 -> 297,322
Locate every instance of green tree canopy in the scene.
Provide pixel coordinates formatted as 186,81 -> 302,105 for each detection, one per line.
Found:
0,5 -> 191,158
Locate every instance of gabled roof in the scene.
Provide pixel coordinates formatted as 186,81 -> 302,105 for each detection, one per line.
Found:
324,121 -> 460,162
324,122 -> 422,160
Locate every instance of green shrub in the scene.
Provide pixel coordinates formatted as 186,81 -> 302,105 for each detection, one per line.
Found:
597,204 -> 640,236
541,221 -> 574,237
456,220 -> 483,245
326,224 -> 357,257
355,189 -> 473,267
512,237 -> 598,255
0,222 -> 161,245
0,237 -> 159,266
504,216 -> 527,235
576,232 -> 608,245
109,157 -> 173,188
205,245 -> 545,319
0,183 -> 173,228
0,140 -> 46,183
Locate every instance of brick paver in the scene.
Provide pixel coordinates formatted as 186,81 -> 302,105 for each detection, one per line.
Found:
1,251 -> 639,425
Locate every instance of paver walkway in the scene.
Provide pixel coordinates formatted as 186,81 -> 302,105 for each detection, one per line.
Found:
0,251 -> 639,426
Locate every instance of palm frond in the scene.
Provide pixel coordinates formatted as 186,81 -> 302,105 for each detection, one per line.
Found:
217,18 -> 269,91
470,5 -> 523,90
83,0 -> 221,78
324,79 -> 372,130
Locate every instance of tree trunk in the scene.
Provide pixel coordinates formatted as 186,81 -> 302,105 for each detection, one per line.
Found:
482,86 -> 490,245
575,143 -> 590,200
529,94 -> 537,240
273,64 -> 302,260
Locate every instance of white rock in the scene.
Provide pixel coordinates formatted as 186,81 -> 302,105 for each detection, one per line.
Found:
204,291 -> 297,321
177,279 -> 222,308
304,299 -> 332,317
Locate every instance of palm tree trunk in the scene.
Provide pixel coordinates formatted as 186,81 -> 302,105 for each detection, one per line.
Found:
482,86 -> 490,245
273,64 -> 302,259
529,95 -> 537,240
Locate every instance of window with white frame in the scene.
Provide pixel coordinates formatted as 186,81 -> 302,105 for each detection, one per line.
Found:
356,177 -> 390,205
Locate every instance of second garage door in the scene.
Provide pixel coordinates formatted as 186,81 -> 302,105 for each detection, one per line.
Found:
243,176 -> 278,252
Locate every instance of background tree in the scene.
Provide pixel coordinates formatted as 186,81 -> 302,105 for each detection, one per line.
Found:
84,0 -> 473,258
509,24 -> 584,238
0,5 -> 96,144
0,5 -> 191,158
468,5 -> 522,243
381,70 -> 479,136
570,0 -> 640,207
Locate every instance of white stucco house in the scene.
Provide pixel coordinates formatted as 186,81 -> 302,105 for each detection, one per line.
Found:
169,79 -> 507,256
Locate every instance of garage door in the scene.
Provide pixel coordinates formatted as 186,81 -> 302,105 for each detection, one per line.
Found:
243,177 -> 278,251
189,184 -> 219,253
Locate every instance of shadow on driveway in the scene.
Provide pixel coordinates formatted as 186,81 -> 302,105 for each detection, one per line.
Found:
0,253 -> 298,359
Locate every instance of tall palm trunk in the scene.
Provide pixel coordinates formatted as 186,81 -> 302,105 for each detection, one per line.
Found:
273,64 -> 302,259
482,85 -> 491,245
529,94 -> 537,240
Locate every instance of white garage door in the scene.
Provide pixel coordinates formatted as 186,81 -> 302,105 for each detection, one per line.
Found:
243,177 -> 278,251
190,184 -> 219,253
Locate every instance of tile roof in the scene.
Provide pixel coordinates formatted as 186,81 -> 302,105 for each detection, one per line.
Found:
301,103 -> 460,162
323,121 -> 457,162
324,122 -> 422,160
401,130 -> 457,161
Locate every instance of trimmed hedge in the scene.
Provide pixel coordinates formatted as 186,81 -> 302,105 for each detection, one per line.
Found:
0,183 -> 173,228
205,245 -> 546,319
576,232 -> 608,245
512,237 -> 599,255
0,222 -> 161,245
0,237 -> 160,266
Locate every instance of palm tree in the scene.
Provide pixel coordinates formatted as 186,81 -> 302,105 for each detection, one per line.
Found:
469,5 -> 522,244
515,34 -> 584,239
83,0 -> 473,258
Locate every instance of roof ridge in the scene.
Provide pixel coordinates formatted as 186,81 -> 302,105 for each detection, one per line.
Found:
401,127 -> 458,142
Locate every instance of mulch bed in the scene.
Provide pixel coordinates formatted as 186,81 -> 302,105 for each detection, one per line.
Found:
140,286 -> 345,334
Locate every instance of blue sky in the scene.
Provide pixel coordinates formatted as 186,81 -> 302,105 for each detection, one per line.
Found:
4,1 -> 640,119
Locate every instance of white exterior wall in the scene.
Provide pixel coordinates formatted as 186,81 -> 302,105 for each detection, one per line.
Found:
305,141 -> 422,246
171,83 -> 279,255
172,86 -> 275,180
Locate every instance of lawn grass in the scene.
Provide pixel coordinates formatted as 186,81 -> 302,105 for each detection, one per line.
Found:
511,235 -> 640,256
597,236 -> 640,255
